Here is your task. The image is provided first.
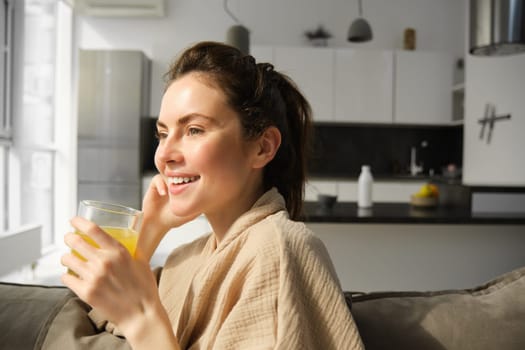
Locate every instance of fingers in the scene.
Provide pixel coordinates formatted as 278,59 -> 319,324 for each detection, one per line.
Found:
64,231 -> 98,262
142,174 -> 168,213
60,249 -> 89,279
62,229 -> 130,288
151,174 -> 167,196
154,175 -> 167,196
60,254 -> 106,306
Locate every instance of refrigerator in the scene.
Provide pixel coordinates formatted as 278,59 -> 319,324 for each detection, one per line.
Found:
77,50 -> 151,210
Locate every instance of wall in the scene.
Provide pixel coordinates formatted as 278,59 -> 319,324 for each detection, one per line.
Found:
75,0 -> 465,116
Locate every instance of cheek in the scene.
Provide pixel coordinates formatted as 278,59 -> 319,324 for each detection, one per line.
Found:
191,142 -> 224,169
192,139 -> 247,175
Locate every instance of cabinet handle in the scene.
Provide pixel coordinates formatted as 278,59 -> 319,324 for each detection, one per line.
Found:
478,103 -> 511,144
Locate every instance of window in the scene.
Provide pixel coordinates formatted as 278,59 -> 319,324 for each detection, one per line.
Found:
17,0 -> 58,246
1,0 -> 10,136
2,0 -> 73,247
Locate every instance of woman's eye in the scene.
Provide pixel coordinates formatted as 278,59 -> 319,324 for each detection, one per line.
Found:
188,127 -> 203,136
155,130 -> 168,140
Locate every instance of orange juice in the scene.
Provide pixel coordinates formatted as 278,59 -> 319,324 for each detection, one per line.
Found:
73,226 -> 139,260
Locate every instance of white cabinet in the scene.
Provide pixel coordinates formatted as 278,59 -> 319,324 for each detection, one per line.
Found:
394,51 -> 454,124
273,47 -> 334,121
250,46 -> 454,125
463,55 -> 525,186
334,49 -> 394,123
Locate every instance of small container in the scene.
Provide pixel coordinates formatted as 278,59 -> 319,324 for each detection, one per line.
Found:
317,194 -> 338,210
358,165 -> 373,208
404,28 -> 416,50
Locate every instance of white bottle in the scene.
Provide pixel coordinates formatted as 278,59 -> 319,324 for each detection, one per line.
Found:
358,165 -> 373,208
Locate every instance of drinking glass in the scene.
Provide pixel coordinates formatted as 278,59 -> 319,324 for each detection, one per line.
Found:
74,200 -> 143,259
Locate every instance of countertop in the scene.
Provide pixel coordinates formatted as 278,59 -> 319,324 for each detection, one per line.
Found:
302,201 -> 525,225
308,174 -> 463,184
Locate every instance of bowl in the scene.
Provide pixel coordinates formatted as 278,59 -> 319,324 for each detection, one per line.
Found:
317,194 -> 337,209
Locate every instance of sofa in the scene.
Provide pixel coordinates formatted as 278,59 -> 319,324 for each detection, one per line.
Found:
1,265 -> 524,350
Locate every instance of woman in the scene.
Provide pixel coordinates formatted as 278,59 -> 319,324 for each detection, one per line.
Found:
62,41 -> 363,349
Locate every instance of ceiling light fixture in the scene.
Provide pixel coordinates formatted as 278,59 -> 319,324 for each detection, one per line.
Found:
348,0 -> 373,43
224,0 -> 250,55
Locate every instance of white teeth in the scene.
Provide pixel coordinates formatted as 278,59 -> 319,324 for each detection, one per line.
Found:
169,176 -> 199,184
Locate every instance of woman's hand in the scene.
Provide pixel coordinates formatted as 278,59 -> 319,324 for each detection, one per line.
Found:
137,174 -> 199,261
61,217 -> 181,349
62,217 -> 159,325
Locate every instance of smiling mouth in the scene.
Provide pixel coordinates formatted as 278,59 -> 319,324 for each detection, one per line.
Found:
168,176 -> 200,185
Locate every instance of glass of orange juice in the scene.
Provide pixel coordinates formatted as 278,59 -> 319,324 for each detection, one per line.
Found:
74,200 -> 143,259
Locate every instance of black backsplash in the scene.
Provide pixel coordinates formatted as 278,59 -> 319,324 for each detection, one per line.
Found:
309,122 -> 463,178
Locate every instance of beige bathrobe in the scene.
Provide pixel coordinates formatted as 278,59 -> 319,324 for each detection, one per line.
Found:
157,188 -> 364,349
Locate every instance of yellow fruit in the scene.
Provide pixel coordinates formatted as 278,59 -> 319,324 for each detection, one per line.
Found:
414,183 -> 439,198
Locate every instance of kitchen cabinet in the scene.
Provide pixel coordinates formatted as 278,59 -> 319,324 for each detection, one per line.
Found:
273,47 -> 334,121
309,222 -> 525,291
251,46 -> 454,125
334,49 -> 394,123
394,51 -> 454,124
463,54 -> 525,186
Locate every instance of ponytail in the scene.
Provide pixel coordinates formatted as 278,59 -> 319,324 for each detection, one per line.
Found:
257,68 -> 313,219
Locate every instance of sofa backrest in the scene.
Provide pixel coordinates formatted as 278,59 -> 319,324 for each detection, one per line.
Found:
346,266 -> 525,350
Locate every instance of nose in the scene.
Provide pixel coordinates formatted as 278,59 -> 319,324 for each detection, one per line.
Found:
155,137 -> 184,166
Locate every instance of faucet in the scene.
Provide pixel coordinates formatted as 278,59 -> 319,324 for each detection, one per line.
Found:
410,146 -> 423,176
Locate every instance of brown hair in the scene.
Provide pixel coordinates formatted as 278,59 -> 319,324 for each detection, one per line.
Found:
164,41 -> 313,219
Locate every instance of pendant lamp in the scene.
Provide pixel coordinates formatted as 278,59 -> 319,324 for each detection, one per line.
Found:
224,0 -> 250,55
348,0 -> 373,43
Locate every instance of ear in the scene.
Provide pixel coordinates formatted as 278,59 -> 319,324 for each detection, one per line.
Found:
252,126 -> 281,169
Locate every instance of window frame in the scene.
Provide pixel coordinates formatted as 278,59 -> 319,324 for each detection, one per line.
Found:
1,0 -> 12,138
1,0 -> 14,233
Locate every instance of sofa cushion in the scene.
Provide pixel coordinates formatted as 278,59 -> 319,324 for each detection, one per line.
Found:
346,266 -> 525,350
0,282 -> 131,350
0,283 -> 72,349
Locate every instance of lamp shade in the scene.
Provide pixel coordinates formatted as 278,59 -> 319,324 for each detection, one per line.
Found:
348,0 -> 373,43
226,25 -> 250,55
348,17 -> 373,42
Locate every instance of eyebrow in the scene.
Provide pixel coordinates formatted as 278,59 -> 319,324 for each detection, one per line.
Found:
156,114 -> 218,129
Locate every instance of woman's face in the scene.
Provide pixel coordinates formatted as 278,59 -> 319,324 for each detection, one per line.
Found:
155,73 -> 262,221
